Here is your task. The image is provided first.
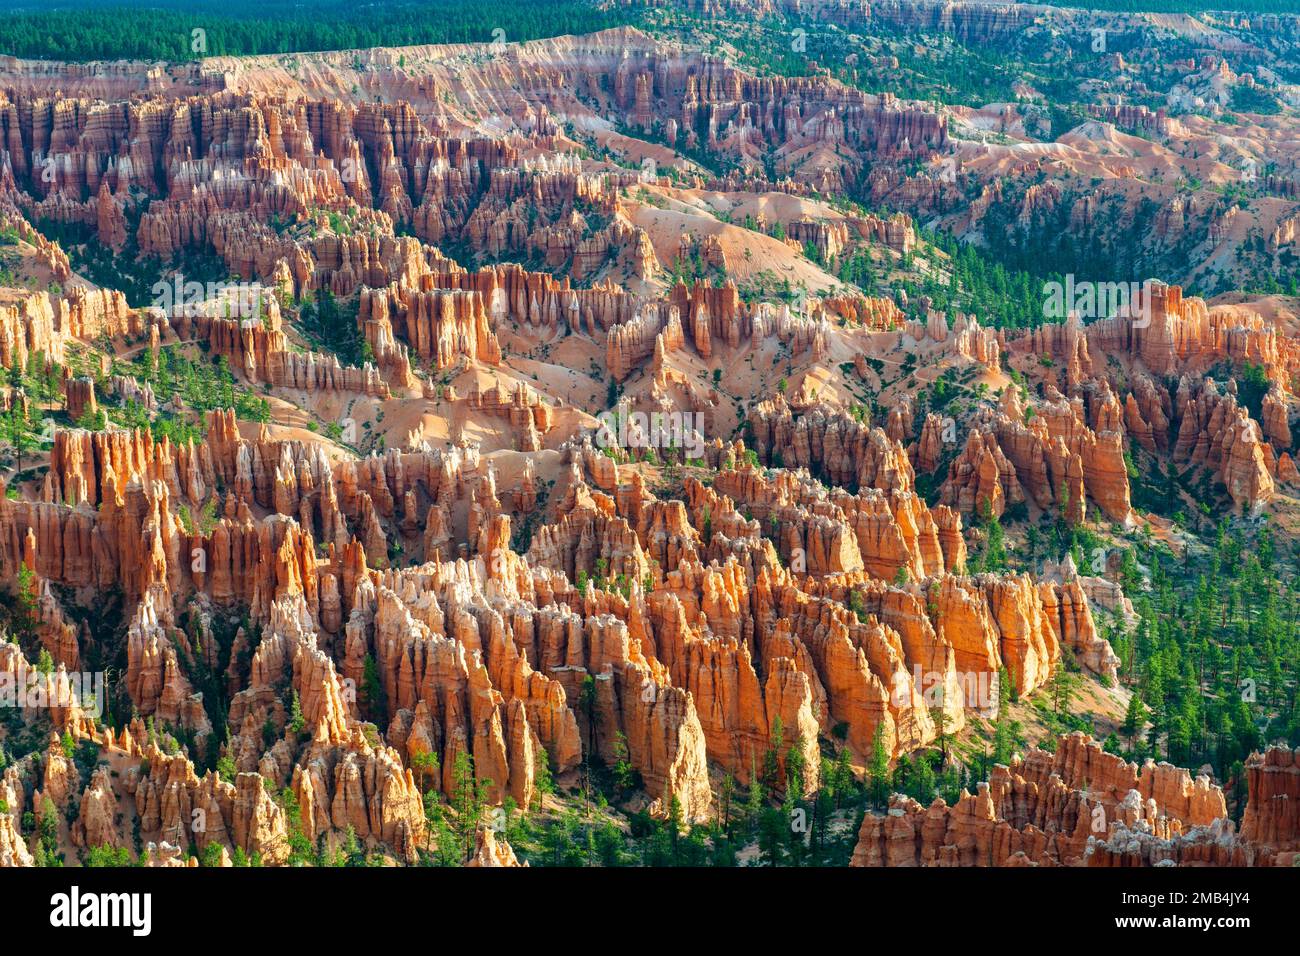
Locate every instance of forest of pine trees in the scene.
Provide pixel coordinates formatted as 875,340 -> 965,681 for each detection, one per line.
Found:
0,0 -> 636,62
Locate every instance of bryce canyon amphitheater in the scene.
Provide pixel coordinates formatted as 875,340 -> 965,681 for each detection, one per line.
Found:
0,0 -> 1296,886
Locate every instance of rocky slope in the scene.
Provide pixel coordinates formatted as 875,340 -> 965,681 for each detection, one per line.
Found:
851,731 -> 1298,867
